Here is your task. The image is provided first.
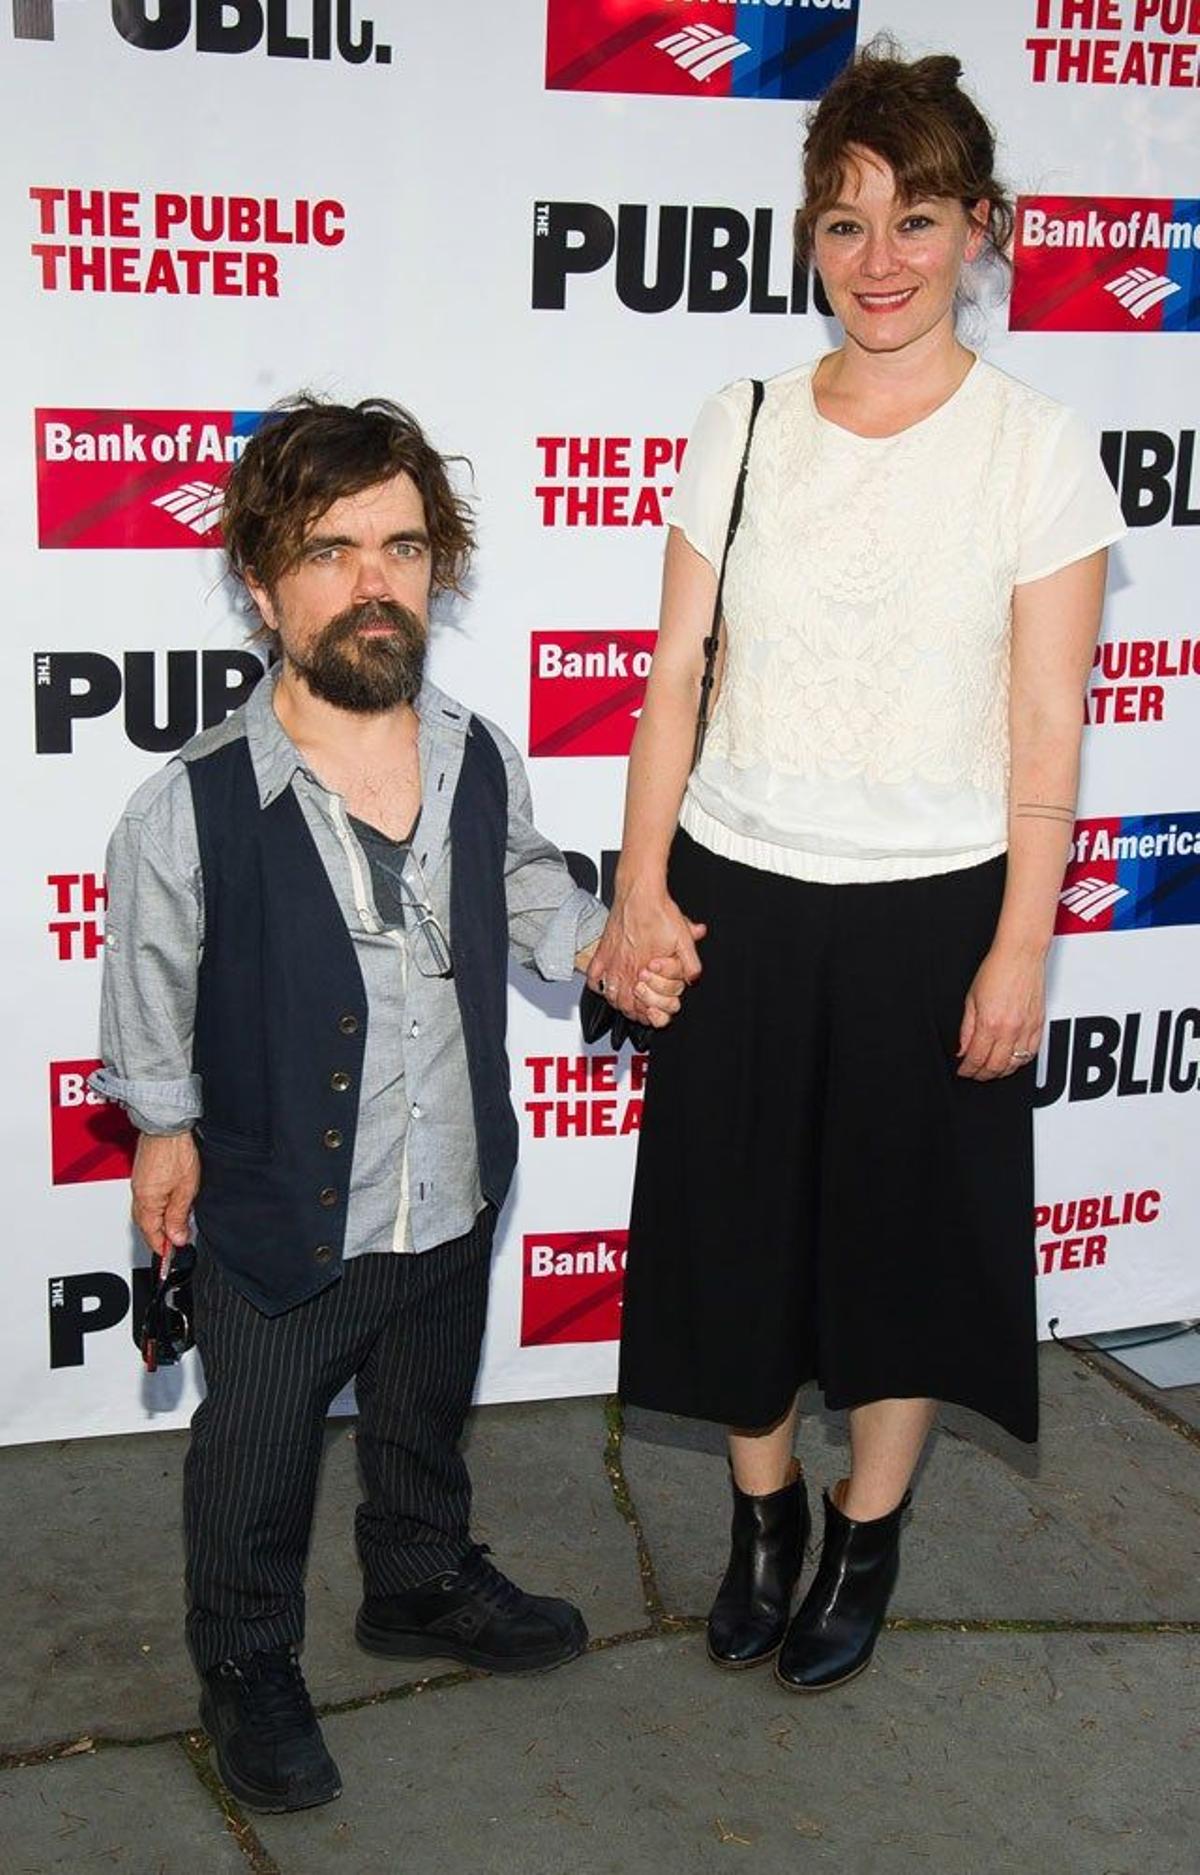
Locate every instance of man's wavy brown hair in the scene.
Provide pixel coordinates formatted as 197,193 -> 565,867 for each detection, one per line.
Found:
795,40 -> 1014,270
222,395 -> 475,595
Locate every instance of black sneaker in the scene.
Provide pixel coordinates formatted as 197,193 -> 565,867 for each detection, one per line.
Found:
355,1543 -> 588,1674
199,1646 -> 342,1813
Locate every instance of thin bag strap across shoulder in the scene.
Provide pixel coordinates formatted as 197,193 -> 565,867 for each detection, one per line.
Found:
691,377 -> 764,771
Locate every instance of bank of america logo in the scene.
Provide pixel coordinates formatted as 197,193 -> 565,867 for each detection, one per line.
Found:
1104,268 -> 1182,320
655,23 -> 750,82
546,0 -> 858,102
151,481 -> 225,536
1059,876 -> 1131,922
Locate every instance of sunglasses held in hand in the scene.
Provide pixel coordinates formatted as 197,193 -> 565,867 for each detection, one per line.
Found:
139,1243 -> 197,1371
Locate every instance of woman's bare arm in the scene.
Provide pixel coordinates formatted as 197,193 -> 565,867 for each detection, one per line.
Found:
958,547 -> 1109,1080
586,528 -> 717,1019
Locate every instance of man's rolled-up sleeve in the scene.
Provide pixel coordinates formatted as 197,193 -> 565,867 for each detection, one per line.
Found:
489,725 -> 607,980
90,769 -> 205,1135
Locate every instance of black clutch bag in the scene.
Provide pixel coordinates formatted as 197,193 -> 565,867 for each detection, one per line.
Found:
580,379 -> 764,1054
580,981 -> 653,1054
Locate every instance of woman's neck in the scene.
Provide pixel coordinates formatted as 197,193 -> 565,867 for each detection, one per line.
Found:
815,323 -> 975,434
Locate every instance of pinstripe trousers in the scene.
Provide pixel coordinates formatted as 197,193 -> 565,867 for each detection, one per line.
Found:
183,1208 -> 495,1671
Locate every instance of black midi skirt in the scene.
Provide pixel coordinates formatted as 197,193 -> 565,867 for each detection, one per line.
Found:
618,831 -> 1039,1444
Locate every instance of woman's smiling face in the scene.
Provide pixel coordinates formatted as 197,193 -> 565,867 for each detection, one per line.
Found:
812,146 -> 987,355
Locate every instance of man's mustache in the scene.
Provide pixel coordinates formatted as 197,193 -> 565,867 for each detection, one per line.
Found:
321,600 -> 423,643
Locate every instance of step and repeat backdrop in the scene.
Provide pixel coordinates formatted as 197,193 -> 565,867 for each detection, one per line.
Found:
1,1 -> 1196,1443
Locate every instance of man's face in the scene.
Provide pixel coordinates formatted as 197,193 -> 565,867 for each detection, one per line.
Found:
248,473 -> 432,711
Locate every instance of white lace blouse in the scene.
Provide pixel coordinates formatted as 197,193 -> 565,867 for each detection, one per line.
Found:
670,357 -> 1126,883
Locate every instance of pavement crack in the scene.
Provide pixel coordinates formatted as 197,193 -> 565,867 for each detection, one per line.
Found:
587,1619 -> 704,1651
178,1730 -> 283,1875
0,1728 -> 182,1771
4,1619 -> 1196,1769
602,1395 -> 668,1628
884,1618 -> 1200,1635
1063,1341 -> 1200,1450
320,1664 -> 485,1716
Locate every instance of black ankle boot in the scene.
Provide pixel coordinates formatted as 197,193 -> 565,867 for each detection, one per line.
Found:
775,1487 -> 910,1692
707,1468 -> 810,1669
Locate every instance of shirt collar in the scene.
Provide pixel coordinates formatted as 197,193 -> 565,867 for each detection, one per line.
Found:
244,664 -> 471,810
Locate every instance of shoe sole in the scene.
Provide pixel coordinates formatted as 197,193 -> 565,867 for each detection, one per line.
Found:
705,1640 -> 783,1671
773,1654 -> 873,1695
199,1693 -> 342,1815
354,1615 -> 588,1675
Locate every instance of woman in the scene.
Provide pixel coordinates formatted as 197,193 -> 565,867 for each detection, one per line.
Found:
590,43 -> 1126,1693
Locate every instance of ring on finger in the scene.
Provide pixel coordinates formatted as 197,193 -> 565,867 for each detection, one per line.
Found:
1011,1048 -> 1034,1062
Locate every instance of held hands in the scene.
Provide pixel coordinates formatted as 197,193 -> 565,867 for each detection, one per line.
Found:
957,945 -> 1045,1081
131,1130 -> 200,1255
584,886 -> 706,1031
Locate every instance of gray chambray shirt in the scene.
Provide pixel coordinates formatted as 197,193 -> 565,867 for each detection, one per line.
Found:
92,668 -> 606,1256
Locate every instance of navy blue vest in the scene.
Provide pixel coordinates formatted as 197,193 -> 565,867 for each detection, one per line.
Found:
185,719 -> 517,1315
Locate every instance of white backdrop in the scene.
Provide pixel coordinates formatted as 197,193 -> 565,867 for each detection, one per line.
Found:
2,0 -> 1196,1444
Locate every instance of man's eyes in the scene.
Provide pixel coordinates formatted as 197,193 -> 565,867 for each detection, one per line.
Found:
306,542 -> 423,563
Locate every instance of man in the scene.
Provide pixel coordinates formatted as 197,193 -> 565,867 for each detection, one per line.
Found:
92,397 -> 693,1814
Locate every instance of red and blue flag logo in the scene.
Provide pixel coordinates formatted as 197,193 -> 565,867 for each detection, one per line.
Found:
49,1060 -> 137,1185
1012,197 -> 1200,333
545,1 -> 858,101
1058,814 -> 1200,934
521,1232 -> 628,1346
36,408 -> 265,549
529,631 -> 656,757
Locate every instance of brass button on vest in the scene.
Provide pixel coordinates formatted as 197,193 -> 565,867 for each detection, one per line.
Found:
318,1187 -> 338,1208
330,1071 -> 351,1092
338,1014 -> 360,1035
313,1244 -> 333,1263
323,1128 -> 343,1149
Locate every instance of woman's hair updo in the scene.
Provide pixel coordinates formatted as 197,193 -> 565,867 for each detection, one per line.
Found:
795,39 -> 1014,270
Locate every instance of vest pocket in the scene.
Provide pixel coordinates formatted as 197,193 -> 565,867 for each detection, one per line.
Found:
195,1121 -> 270,1162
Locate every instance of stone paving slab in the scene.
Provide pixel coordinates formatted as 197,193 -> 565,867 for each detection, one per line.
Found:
0,1741 -> 244,1875
303,1399 -> 645,1704
622,1347 -> 1200,1623
2,1430 -> 194,1755
1068,1341 -> 1200,1437
249,1630 -> 1200,1875
0,1398 -> 642,1754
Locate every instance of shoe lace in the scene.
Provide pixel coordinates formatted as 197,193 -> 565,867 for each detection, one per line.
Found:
227,1648 -> 317,1742
453,1543 -> 527,1617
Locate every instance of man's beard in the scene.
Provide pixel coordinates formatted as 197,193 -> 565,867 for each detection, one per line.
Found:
291,601 -> 427,712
